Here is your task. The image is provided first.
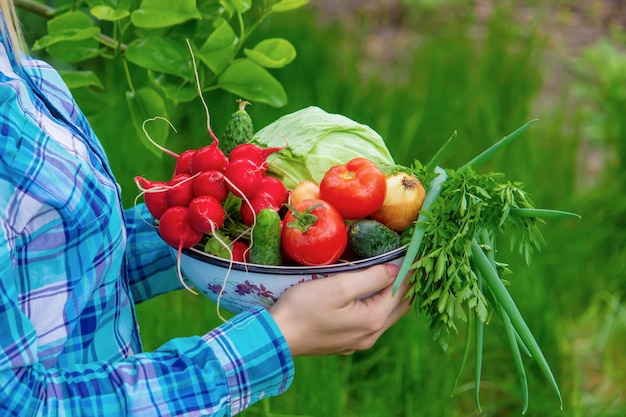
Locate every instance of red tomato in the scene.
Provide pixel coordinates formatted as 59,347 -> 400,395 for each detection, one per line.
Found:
319,157 -> 386,220
281,198 -> 348,266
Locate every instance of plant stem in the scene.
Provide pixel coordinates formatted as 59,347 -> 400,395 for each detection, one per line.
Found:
15,0 -> 127,54
15,0 -> 54,17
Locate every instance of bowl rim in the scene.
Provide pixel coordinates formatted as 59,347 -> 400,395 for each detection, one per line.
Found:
181,245 -> 408,275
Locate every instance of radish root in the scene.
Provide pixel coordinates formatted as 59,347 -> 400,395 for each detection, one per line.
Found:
176,244 -> 198,295
141,116 -> 180,158
186,38 -> 219,145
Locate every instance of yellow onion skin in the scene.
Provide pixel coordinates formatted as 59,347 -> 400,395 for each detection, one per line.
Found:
371,172 -> 426,232
289,180 -> 320,205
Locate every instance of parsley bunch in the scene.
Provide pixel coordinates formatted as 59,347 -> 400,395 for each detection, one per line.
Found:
392,121 -> 578,412
408,166 -> 545,349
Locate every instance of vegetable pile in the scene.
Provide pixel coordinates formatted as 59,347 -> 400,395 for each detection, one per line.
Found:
136,104 -> 578,413
136,104 -> 418,270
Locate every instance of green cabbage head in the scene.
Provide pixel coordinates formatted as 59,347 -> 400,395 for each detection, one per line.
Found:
251,106 -> 396,189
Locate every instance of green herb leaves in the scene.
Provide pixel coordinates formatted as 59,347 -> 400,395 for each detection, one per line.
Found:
406,166 -> 535,349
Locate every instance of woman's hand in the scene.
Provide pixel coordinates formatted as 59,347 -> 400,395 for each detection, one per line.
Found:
269,263 -> 411,356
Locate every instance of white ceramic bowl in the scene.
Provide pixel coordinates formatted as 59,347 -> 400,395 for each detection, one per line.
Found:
175,245 -> 408,314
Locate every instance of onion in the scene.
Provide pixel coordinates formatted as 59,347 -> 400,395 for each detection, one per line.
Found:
289,180 -> 320,205
371,172 -> 426,232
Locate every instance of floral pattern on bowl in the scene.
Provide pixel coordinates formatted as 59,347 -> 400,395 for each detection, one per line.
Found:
174,246 -> 407,314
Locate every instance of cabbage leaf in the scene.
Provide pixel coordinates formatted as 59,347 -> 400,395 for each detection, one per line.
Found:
252,106 -> 396,188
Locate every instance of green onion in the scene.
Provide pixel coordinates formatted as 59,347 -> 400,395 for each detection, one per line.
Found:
395,122 -> 568,411
451,306 -> 474,396
510,207 -> 581,219
463,119 -> 538,170
393,166 -> 448,295
471,238 -> 564,409
426,130 -> 457,173
474,268 -> 484,413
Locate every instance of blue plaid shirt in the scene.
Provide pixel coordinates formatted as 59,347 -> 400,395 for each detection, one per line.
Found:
0,26 -> 293,416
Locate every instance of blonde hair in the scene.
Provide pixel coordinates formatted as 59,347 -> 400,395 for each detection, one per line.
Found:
1,0 -> 26,59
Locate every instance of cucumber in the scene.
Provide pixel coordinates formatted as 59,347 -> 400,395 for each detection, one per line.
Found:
348,219 -> 402,259
249,208 -> 282,265
222,99 -> 254,156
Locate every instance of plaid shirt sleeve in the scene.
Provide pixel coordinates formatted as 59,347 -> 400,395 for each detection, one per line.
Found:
0,25 -> 294,416
124,203 -> 184,303
0,302 -> 294,416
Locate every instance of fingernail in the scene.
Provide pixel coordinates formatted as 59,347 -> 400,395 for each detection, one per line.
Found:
384,263 -> 399,278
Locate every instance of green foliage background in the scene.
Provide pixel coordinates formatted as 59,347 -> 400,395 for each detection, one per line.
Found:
19,1 -> 626,416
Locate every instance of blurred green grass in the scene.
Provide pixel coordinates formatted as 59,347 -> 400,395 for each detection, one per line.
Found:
108,2 -> 626,416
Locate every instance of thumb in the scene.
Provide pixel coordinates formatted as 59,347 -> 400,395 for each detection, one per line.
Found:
333,263 -> 398,300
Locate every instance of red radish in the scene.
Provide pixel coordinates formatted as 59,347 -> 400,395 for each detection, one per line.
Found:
224,158 -> 264,199
192,170 -> 229,202
134,176 -> 170,220
158,205 -> 204,295
231,241 -> 249,263
240,191 -> 279,226
228,143 -> 287,174
188,195 -> 225,234
174,149 -> 197,176
135,175 -> 154,190
258,175 -> 289,206
158,206 -> 203,249
190,143 -> 228,174
166,174 -> 195,207
144,184 -> 170,220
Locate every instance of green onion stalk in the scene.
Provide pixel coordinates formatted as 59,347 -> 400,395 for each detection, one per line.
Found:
393,120 -> 575,412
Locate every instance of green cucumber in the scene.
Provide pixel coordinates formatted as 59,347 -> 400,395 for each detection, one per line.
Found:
249,208 -> 282,265
348,219 -> 402,258
222,99 -> 254,156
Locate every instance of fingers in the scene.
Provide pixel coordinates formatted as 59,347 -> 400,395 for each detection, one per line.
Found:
358,266 -> 412,334
329,263 -> 397,301
271,262 -> 413,357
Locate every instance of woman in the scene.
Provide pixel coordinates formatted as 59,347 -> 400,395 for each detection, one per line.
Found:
0,1 -> 411,415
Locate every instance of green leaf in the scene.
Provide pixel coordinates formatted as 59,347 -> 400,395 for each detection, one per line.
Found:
227,0 -> 252,13
33,11 -> 101,51
84,0 -> 129,7
33,27 -> 101,50
131,0 -> 201,28
244,38 -> 296,68
217,0 -> 236,18
48,42 -> 101,63
71,88 -> 110,117
90,5 -> 130,21
125,37 -> 194,79
218,59 -> 287,107
47,11 -> 98,34
148,70 -> 199,103
59,70 -> 104,90
126,88 -> 169,159
271,0 -> 310,12
197,18 -> 239,74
